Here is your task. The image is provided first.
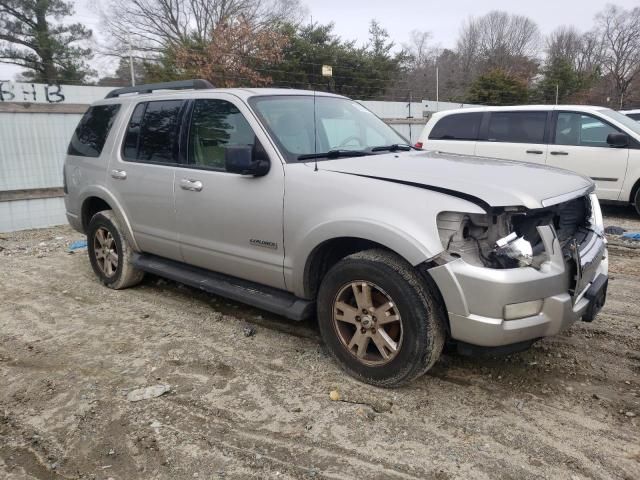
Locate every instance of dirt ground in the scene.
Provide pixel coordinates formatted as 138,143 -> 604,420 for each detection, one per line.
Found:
1,206 -> 639,480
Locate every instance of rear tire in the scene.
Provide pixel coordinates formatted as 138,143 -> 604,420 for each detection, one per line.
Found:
634,188 -> 640,216
87,210 -> 144,290
317,249 -> 445,387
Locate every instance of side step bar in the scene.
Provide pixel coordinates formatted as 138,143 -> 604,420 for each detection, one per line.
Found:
131,253 -> 314,321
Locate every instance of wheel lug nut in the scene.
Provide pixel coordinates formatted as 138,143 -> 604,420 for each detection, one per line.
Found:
372,316 -> 377,322
362,309 -> 367,314
361,327 -> 366,334
355,316 -> 361,321
371,328 -> 376,334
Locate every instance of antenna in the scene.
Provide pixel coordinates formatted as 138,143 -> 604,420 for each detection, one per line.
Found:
313,88 -> 318,172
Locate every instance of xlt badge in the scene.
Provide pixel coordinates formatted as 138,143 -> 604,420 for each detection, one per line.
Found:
250,239 -> 278,250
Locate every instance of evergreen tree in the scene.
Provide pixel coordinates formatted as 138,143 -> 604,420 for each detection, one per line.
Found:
465,69 -> 529,105
0,0 -> 93,83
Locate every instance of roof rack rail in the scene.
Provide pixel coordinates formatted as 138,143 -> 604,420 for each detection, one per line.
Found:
105,79 -> 214,99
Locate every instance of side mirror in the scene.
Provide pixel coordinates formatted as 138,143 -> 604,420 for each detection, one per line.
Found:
607,132 -> 629,148
224,143 -> 270,176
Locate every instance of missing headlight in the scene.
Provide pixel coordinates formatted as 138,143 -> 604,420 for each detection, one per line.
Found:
489,232 -> 534,268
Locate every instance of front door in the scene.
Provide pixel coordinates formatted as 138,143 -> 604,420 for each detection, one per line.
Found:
547,111 -> 629,201
173,95 -> 286,289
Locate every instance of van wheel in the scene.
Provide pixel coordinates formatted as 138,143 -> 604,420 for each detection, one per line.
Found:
634,188 -> 640,216
317,249 -> 445,387
87,210 -> 144,290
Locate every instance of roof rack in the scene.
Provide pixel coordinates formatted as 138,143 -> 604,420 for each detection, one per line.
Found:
105,79 -> 214,99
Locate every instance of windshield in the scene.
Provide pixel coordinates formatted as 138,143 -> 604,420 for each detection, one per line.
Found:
248,95 -> 408,162
598,108 -> 640,136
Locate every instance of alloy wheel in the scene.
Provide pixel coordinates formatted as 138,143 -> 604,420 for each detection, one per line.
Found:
93,227 -> 118,278
332,281 -> 403,366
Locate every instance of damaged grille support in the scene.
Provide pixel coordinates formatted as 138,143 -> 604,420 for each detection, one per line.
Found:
436,195 -> 595,271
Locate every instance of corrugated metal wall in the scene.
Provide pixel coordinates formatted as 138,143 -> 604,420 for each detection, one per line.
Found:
0,83 -> 475,232
1,112 -> 79,191
0,83 -> 113,232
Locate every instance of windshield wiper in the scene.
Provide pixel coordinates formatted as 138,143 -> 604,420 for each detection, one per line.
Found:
370,144 -> 415,152
297,150 -> 370,161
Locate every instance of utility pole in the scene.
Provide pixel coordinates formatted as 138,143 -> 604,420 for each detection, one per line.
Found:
555,83 -> 559,105
436,66 -> 439,112
128,35 -> 135,86
408,91 -> 413,144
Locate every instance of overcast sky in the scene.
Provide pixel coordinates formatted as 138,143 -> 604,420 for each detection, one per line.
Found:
1,0 -> 638,81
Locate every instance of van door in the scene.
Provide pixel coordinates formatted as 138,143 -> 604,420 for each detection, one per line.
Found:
173,95 -> 286,289
107,99 -> 185,260
422,112 -> 482,155
475,110 -> 549,164
547,111 -> 629,201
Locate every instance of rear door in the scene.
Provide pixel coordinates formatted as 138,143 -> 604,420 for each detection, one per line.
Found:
106,99 -> 186,260
475,110 -> 549,164
173,95 -> 286,289
547,111 -> 629,201
422,112 -> 482,155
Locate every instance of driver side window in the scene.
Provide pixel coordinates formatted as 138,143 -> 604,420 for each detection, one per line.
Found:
554,112 -> 620,148
188,99 -> 256,170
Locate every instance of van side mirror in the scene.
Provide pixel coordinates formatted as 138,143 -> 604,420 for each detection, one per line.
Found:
225,142 -> 270,176
607,132 -> 629,148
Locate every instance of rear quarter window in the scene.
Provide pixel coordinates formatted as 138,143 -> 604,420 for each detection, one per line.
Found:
428,112 -> 482,141
67,104 -> 121,157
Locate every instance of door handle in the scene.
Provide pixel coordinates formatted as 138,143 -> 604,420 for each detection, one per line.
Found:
550,151 -> 569,156
526,150 -> 544,154
111,169 -> 127,180
180,178 -> 203,192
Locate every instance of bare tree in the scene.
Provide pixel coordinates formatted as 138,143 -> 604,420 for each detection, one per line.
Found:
403,30 -> 438,69
546,26 -> 604,75
101,0 -> 306,58
457,11 -> 541,74
594,4 -> 640,106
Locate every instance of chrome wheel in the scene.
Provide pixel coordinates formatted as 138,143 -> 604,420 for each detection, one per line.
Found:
332,281 -> 403,366
93,227 -> 118,278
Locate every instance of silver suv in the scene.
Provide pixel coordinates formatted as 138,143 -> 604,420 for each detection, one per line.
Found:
64,80 -> 609,386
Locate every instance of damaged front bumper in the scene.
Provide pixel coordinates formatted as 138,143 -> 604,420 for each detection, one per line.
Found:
428,225 -> 608,348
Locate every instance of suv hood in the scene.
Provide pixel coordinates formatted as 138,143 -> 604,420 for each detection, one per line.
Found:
320,150 -> 594,211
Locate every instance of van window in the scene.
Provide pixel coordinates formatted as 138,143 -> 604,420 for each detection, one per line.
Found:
187,99 -> 255,170
554,112 -> 620,147
487,111 -> 547,144
428,112 -> 482,141
67,104 -> 120,157
123,100 -> 184,163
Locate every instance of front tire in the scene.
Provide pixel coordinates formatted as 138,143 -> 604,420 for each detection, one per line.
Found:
87,210 -> 144,290
317,249 -> 445,387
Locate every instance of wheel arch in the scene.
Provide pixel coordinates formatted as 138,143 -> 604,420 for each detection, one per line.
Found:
630,177 -> 640,210
295,221 -> 443,300
79,186 -> 140,251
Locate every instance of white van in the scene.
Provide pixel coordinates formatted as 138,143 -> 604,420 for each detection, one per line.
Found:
416,105 -> 640,214
620,109 -> 640,122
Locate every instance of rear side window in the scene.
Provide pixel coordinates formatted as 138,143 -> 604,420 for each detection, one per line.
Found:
627,113 -> 640,121
123,100 -> 184,164
428,113 -> 482,141
487,111 -> 547,144
67,104 -> 120,157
